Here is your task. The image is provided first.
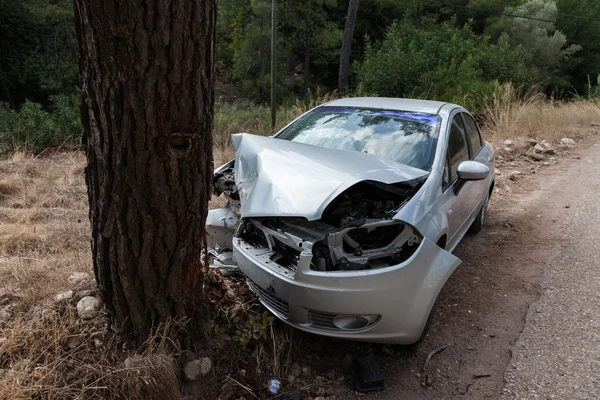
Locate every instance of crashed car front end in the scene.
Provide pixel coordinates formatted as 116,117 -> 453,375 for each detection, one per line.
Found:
207,133 -> 461,344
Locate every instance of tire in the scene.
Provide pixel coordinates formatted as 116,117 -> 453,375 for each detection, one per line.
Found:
469,191 -> 489,234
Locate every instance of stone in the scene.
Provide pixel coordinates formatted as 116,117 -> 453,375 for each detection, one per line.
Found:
509,171 -> 522,181
54,290 -> 73,303
76,296 -> 100,319
526,138 -> 538,146
503,139 -> 513,146
290,363 -> 301,377
184,357 -> 212,380
325,370 -> 336,380
67,336 -> 82,350
124,354 -> 143,368
315,375 -> 326,384
560,137 -> 575,145
287,374 -> 296,384
74,290 -> 94,299
0,307 -> 12,322
503,147 -> 512,153
301,366 -> 311,377
68,272 -> 91,285
93,338 -> 103,348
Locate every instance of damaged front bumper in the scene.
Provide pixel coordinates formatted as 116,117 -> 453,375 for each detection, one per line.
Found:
233,234 -> 460,344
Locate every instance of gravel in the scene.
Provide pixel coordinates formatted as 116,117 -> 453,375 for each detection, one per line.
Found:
502,144 -> 600,399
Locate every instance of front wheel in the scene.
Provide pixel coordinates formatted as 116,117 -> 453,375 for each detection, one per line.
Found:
469,191 -> 489,234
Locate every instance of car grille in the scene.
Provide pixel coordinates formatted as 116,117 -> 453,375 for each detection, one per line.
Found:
247,279 -> 289,319
308,310 -> 338,330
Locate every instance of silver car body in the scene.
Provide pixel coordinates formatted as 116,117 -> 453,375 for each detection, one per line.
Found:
207,98 -> 494,344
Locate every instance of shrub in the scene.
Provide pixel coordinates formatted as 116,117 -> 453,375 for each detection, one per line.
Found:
0,94 -> 82,154
355,20 -> 537,113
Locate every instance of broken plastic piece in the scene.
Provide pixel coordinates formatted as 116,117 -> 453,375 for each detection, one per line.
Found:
351,353 -> 385,392
267,379 -> 281,394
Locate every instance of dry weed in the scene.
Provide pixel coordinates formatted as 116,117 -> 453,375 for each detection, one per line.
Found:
482,83 -> 600,145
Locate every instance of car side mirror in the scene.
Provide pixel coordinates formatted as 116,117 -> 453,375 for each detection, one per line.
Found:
457,160 -> 489,181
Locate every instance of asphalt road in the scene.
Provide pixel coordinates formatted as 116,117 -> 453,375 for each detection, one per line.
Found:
502,142 -> 600,399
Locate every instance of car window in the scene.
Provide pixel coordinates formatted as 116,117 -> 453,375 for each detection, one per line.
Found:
461,113 -> 483,156
447,115 -> 469,180
276,106 -> 442,171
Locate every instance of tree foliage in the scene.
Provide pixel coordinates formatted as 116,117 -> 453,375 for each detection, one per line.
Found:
355,20 -> 536,111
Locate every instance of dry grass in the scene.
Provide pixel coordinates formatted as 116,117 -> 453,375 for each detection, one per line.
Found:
482,83 -> 600,145
0,152 -> 180,400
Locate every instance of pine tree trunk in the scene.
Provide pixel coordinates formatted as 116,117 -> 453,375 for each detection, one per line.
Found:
74,0 -> 216,345
339,0 -> 359,95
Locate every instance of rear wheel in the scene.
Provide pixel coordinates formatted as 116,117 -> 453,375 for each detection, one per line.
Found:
469,191 -> 489,234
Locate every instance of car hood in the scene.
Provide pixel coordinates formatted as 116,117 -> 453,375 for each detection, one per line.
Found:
232,133 -> 429,220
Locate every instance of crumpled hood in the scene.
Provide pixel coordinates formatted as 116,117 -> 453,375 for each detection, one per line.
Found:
232,133 -> 429,220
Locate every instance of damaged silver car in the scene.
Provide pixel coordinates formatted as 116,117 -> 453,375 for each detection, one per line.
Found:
207,98 -> 494,344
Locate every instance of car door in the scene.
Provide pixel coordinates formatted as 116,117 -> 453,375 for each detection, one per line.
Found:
444,113 -> 479,247
461,112 -> 488,210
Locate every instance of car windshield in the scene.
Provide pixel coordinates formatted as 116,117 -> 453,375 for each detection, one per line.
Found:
276,106 -> 441,171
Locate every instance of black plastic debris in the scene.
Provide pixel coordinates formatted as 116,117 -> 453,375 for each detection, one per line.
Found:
351,353 -> 385,392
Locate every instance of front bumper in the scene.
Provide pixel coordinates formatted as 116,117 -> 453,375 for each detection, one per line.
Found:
233,236 -> 461,344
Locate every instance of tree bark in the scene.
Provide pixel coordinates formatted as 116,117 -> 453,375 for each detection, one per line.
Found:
74,0 -> 216,345
303,9 -> 310,97
338,0 -> 359,96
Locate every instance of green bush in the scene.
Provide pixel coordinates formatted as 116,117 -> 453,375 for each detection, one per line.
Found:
0,94 -> 81,154
355,20 -> 538,113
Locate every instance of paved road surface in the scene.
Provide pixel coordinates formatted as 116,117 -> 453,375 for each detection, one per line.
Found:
502,142 -> 600,399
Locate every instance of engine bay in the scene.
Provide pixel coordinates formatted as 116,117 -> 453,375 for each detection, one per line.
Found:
233,179 -> 424,272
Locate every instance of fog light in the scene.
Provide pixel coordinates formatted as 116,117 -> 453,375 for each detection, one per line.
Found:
332,315 -> 380,330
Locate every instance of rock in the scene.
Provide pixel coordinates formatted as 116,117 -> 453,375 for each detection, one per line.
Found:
315,375 -> 326,384
68,272 -> 91,285
93,338 -> 102,348
503,147 -> 512,153
0,307 -> 13,322
325,370 -> 336,380
290,363 -> 301,377
503,139 -> 513,146
528,152 -> 545,161
67,336 -> 82,350
527,138 -> 538,146
533,143 -> 556,155
76,296 -> 100,319
287,374 -> 296,384
508,171 -> 522,181
494,168 -> 501,175
301,366 -> 311,377
74,290 -> 94,299
11,359 -> 30,372
560,137 -> 575,145
124,354 -> 143,368
54,290 -> 73,304
184,357 -> 212,380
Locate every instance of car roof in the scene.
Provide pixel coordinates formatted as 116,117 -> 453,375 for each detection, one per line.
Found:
321,97 -> 457,115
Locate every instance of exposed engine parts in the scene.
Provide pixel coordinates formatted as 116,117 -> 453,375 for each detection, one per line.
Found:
235,180 -> 423,272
